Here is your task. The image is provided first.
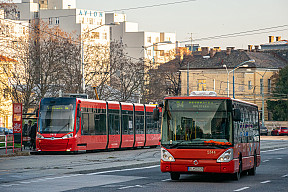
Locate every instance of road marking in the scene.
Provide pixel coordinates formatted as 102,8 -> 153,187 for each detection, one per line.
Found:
118,185 -> 142,190
262,160 -> 269,162
282,174 -> 288,178
162,178 -> 171,182
234,187 -> 250,191
20,181 -> 31,184
261,147 -> 286,153
261,180 -> 271,184
87,165 -> 160,176
276,158 -> 282,160
1,184 -> 20,187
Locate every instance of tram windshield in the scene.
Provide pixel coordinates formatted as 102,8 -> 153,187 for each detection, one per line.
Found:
161,99 -> 233,148
39,98 -> 76,134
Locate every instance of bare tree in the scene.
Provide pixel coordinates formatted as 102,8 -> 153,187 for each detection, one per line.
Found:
144,50 -> 192,103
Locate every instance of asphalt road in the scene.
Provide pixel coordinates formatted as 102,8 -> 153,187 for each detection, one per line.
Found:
0,139 -> 287,192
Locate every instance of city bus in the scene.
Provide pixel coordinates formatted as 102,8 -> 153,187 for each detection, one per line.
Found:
36,97 -> 161,152
158,91 -> 260,180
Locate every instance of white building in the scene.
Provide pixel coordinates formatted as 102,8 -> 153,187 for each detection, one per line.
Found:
106,13 -> 176,66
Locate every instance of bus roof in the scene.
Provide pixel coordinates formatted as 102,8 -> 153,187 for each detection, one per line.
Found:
164,96 -> 258,107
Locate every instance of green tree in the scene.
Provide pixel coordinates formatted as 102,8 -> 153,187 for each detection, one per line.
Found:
267,65 -> 288,121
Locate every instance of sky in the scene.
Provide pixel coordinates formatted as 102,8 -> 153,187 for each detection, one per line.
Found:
14,0 -> 288,49
76,0 -> 288,49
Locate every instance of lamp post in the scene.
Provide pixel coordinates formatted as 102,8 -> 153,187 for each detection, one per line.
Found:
254,69 -> 271,127
232,59 -> 255,98
81,22 -> 120,93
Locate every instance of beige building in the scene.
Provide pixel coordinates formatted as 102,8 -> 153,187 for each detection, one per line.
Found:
0,55 -> 17,129
180,48 -> 287,122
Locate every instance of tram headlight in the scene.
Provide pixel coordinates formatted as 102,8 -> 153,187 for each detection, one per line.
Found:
62,133 -> 73,139
37,133 -> 44,139
217,148 -> 233,163
161,148 -> 175,162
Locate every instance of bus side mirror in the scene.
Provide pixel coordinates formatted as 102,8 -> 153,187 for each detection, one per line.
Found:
35,108 -> 39,117
153,107 -> 160,121
233,109 -> 241,121
77,104 -> 81,118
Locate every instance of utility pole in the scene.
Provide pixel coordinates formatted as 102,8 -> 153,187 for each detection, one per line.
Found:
187,33 -> 193,96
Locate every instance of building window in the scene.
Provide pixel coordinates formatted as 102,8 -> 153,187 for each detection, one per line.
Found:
260,79 -> 263,95
156,37 -> 159,43
147,50 -> 151,56
16,11 -> 20,20
160,50 -> 164,56
147,36 -> 151,43
49,17 -> 52,25
91,32 -> 100,39
197,80 -> 206,91
55,17 -> 59,25
268,79 -> 271,93
248,80 -> 252,90
89,18 -> 93,25
103,33 -> 107,40
34,12 -> 39,18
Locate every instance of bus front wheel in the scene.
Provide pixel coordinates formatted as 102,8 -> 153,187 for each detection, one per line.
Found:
170,172 -> 180,180
233,157 -> 242,181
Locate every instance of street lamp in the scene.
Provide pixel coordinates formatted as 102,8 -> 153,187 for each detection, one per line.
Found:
254,69 -> 272,127
232,59 -> 255,98
81,22 -> 120,93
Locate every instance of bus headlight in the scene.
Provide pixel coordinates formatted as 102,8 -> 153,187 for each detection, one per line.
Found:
217,148 -> 233,163
161,147 -> 175,162
62,133 -> 73,139
37,133 -> 44,139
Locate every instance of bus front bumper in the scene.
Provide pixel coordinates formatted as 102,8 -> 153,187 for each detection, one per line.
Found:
161,159 -> 236,174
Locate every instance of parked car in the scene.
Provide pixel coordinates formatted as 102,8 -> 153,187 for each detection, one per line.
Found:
0,127 -> 5,135
271,127 -> 288,136
260,126 -> 268,136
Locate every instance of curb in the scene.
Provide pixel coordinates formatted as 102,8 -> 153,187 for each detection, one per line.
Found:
0,151 -> 30,158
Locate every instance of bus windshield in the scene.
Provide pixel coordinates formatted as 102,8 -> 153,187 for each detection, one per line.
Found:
39,98 -> 76,134
161,99 -> 232,147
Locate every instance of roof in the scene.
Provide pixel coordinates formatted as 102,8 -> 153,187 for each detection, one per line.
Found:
163,50 -> 288,70
0,55 -> 17,63
261,40 -> 288,46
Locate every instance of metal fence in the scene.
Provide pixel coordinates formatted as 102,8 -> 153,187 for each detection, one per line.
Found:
0,134 -> 14,154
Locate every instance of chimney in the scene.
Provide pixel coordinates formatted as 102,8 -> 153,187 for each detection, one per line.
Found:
255,45 -> 260,52
227,47 -> 235,50
201,47 -> 209,56
226,48 -> 231,55
276,36 -> 281,41
210,48 -> 216,58
248,45 -> 253,52
269,36 -> 274,43
214,47 -> 221,52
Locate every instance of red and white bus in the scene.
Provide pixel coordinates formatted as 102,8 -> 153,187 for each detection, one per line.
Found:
159,91 -> 260,180
36,97 -> 161,152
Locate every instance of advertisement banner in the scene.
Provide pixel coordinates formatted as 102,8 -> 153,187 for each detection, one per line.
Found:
13,103 -> 22,134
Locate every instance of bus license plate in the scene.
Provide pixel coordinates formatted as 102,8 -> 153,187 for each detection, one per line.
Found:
188,167 -> 204,172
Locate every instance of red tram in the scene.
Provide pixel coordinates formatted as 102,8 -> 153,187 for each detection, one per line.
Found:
36,97 -> 161,152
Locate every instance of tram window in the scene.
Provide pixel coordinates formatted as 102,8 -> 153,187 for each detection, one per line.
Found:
95,113 -> 106,135
109,109 -> 120,135
146,112 -> 154,134
135,111 -> 144,134
122,110 -> 133,135
82,113 -> 89,135
88,113 -> 95,135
